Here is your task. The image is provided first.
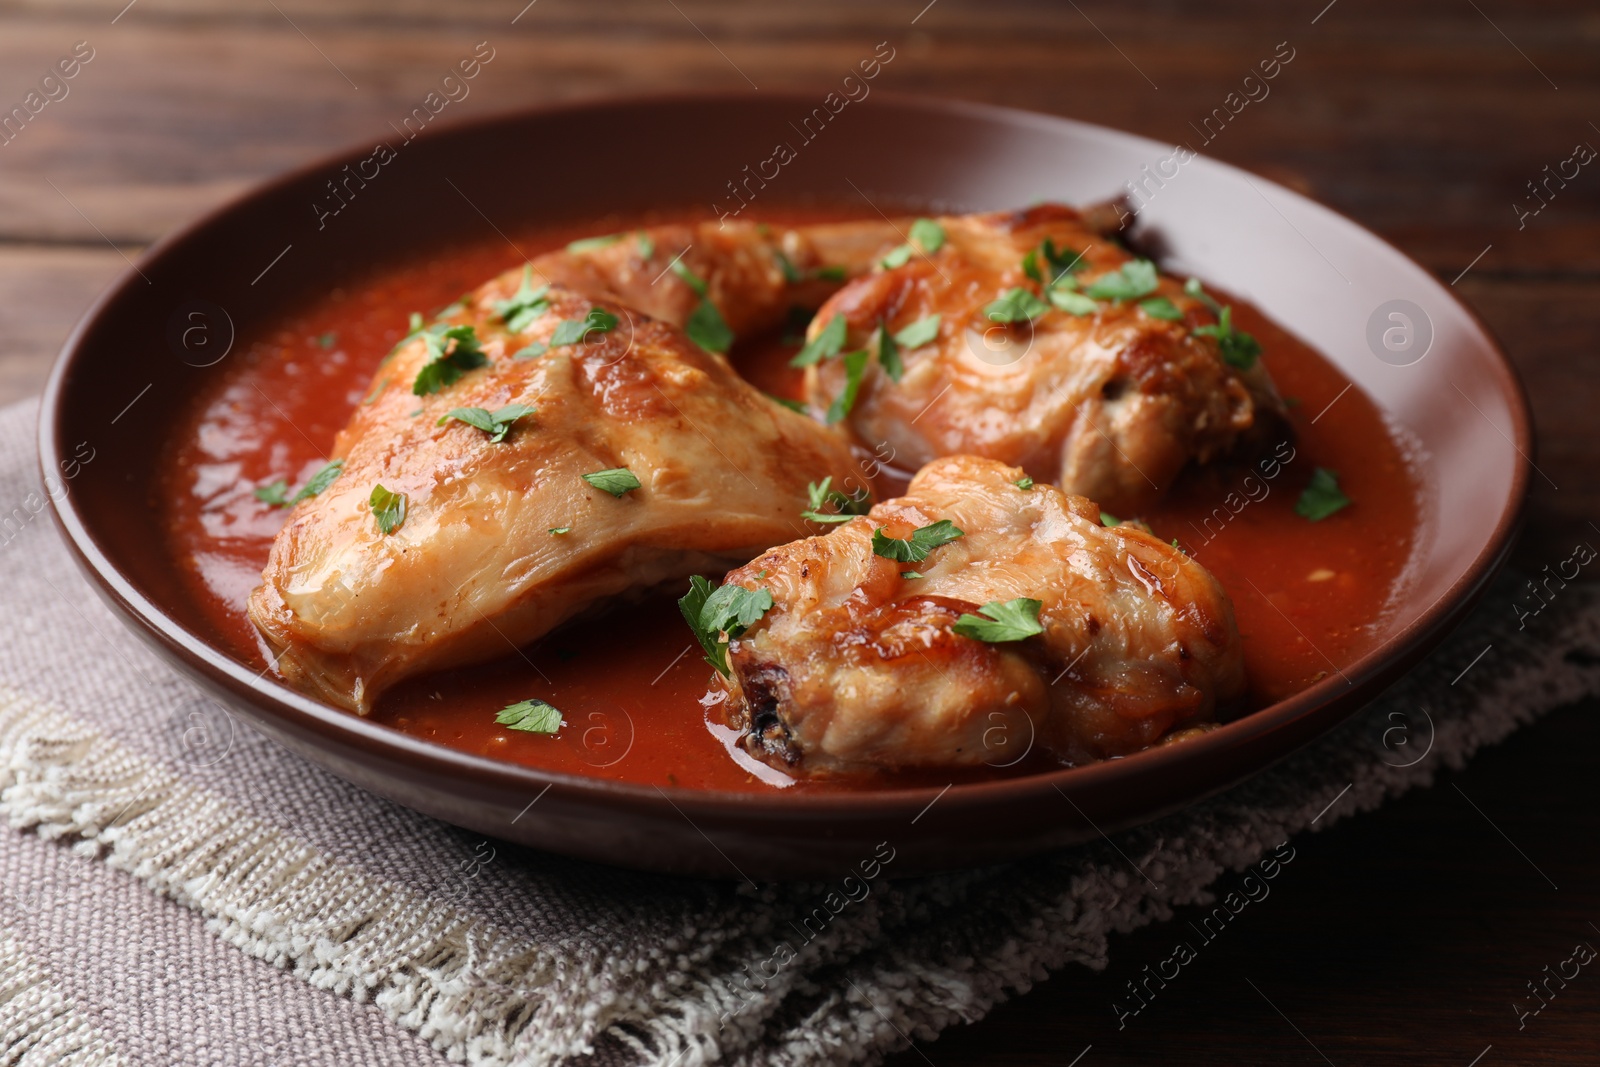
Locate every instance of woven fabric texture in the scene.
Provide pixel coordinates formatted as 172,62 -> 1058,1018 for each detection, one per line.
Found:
1,397 -> 1596,1067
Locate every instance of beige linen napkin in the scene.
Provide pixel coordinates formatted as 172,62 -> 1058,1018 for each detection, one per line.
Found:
2,397 -> 1597,1067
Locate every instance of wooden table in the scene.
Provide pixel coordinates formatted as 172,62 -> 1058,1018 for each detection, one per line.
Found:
2,1 -> 1595,1062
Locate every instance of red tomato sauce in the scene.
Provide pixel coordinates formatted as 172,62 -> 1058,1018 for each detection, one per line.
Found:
157,207 -> 1423,793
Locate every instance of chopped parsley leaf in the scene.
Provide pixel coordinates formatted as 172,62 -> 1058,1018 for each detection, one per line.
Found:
549,526 -> 571,535
952,598 -> 1045,643
370,484 -> 407,535
550,307 -> 620,347
1085,259 -> 1159,301
670,259 -> 709,297
582,467 -> 642,497
880,244 -> 913,270
566,233 -> 622,253
252,480 -> 290,507
1295,468 -> 1351,521
636,232 -> 655,259
900,570 -> 924,580
496,698 -> 563,734
294,459 -> 345,503
1183,277 -> 1226,316
513,342 -> 549,360
878,220 -> 942,270
909,217 -> 946,254
493,264 -> 552,333
1046,283 -> 1099,316
801,476 -> 870,524
825,349 -> 869,424
1014,476 -> 1034,490
811,265 -> 847,281
773,249 -> 803,284
1138,296 -> 1185,322
791,314 -> 847,368
412,325 -> 489,396
871,519 -> 964,563
678,575 -> 774,676
1100,511 -> 1120,527
893,314 -> 941,349
686,297 -> 734,354
984,287 -> 1051,323
1022,239 -> 1085,285
439,403 -> 536,443
317,331 -> 337,349
1192,305 -> 1262,370
875,323 -> 903,383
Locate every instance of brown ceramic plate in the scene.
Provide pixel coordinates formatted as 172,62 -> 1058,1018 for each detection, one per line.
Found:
41,94 -> 1529,879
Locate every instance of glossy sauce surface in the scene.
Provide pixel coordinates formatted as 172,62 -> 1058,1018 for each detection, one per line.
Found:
158,208 -> 1424,792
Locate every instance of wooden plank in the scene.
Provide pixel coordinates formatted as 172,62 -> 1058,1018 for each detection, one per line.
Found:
0,2 -> 1593,268
0,244 -> 129,405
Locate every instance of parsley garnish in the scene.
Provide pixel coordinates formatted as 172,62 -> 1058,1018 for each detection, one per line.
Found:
909,218 -> 946,253
900,570 -> 924,580
254,458 -> 344,508
493,264 -> 551,333
678,576 -> 775,676
317,331 -> 337,349
370,484 -> 407,535
550,307 -> 620,347
670,259 -> 708,296
791,314 -> 847,367
893,314 -> 941,349
874,323 -> 903,382
774,249 -> 802,284
826,349 -> 869,424
412,325 -> 489,396
1295,468 -> 1351,521
438,403 -> 536,443
1014,476 -> 1034,490
984,287 -> 1051,323
253,480 -> 290,506
549,526 -> 571,535
952,598 -> 1045,643
1085,260 -> 1159,301
880,244 -> 914,270
1100,511 -> 1120,527
636,232 -> 655,259
1183,278 -> 1225,315
871,519 -> 964,563
1022,239 -> 1085,286
801,476 -> 870,524
566,233 -> 621,253
1193,305 -> 1262,370
582,467 -> 641,497
513,343 -> 548,360
668,262 -> 733,352
811,265 -> 847,281
496,698 -> 563,734
880,218 -> 945,269
1138,296 -> 1185,322
1046,280 -> 1099,316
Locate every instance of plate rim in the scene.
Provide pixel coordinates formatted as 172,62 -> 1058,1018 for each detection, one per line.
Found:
39,89 -> 1533,819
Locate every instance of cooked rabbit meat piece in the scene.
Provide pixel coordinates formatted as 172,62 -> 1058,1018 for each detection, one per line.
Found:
531,219 -> 901,341
248,281 -> 865,714
803,203 -> 1288,515
710,455 -> 1245,773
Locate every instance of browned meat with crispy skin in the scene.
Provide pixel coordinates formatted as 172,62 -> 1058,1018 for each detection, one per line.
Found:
531,218 -> 901,341
802,204 -> 1288,515
249,274 -> 864,714
709,455 -> 1245,773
